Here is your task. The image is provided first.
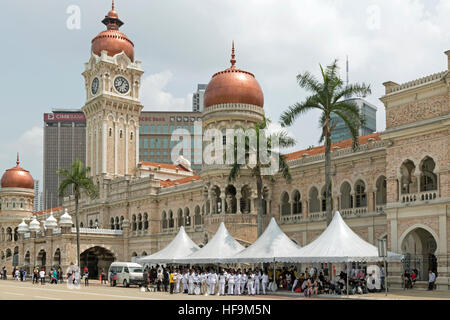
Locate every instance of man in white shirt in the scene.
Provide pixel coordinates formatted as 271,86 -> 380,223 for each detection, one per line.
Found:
254,269 -> 261,295
208,270 -> 218,295
188,270 -> 195,295
39,269 -> 46,285
218,271 -> 226,296
182,270 -> 189,294
235,271 -> 241,295
261,271 -> 269,295
227,271 -> 235,295
247,272 -> 255,295
241,270 -> 248,295
428,270 -> 436,291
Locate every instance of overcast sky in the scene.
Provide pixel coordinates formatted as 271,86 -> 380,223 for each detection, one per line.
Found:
1,0 -> 450,184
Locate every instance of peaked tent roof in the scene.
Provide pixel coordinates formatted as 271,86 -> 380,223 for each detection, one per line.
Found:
223,218 -> 302,263
278,211 -> 403,263
175,222 -> 245,264
136,226 -> 199,265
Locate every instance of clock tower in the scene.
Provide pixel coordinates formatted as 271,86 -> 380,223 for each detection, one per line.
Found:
82,3 -> 143,181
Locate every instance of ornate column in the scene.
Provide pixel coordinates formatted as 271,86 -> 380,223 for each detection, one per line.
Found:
122,218 -> 130,261
102,120 -> 107,174
220,192 -> 226,214
414,172 -> 421,193
302,200 -> 308,219
367,189 -> 375,212
114,121 -> 119,176
125,123 -> 129,175
350,192 -> 356,209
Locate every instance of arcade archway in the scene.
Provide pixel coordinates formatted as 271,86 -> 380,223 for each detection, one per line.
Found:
36,250 -> 46,269
401,227 -> 438,280
80,246 -> 115,279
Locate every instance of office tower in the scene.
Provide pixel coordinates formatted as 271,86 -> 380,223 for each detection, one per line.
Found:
192,84 -> 207,112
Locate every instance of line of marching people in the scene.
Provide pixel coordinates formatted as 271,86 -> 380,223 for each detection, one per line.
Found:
144,265 -> 272,296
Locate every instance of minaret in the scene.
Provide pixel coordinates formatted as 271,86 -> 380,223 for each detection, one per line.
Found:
81,2 -> 144,181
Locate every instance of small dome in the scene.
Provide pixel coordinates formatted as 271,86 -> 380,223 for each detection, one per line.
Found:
204,43 -> 264,108
91,4 -> 134,61
1,154 -> 34,189
29,217 -> 41,233
44,211 -> 58,230
18,219 -> 29,234
59,209 -> 73,227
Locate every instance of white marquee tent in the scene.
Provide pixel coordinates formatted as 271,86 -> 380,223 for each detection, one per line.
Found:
175,222 -> 245,264
278,211 -> 403,263
136,226 -> 200,265
222,218 -> 302,263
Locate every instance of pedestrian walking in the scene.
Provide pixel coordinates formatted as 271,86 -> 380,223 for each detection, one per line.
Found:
428,270 -> 436,291
169,269 -> 175,294
39,268 -> 45,285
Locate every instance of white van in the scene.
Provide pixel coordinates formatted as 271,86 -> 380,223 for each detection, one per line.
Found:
108,262 -> 145,287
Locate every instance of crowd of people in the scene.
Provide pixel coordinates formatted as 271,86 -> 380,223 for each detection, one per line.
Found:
138,264 -> 383,297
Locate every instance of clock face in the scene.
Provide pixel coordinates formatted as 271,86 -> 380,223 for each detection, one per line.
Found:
114,76 -> 130,94
91,77 -> 99,95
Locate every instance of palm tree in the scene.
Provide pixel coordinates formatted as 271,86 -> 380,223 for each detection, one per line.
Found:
57,159 -> 98,268
280,60 -> 371,225
228,117 -> 296,237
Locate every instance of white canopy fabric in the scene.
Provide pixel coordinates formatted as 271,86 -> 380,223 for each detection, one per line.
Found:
222,218 -> 302,263
175,222 -> 245,264
136,226 -> 199,264
278,211 -> 404,263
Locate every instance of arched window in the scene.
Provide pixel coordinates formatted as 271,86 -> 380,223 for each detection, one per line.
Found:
340,182 -> 352,209
321,187 -> 327,212
162,211 -> 167,229
185,208 -> 191,226
168,211 -> 174,228
177,209 -> 184,227
89,220 -> 93,228
292,191 -> 302,215
120,130 -> 123,139
138,214 -> 143,230
13,228 -> 18,242
281,192 -> 290,216
80,222 -> 84,228
355,180 -> 367,208
420,157 -> 437,191
115,217 -> 120,230
120,216 -> 124,230
194,206 -> 201,225
376,176 -> 387,205
142,251 -> 147,256
1,228 -> 4,242
110,217 -> 115,230
400,160 -> 417,194
6,249 -> 12,258
144,213 -> 149,230
109,128 -> 112,137
6,228 -> 12,242
132,215 -> 137,231
309,187 -> 320,213
130,132 -> 134,141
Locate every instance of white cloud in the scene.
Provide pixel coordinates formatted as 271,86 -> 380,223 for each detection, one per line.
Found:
140,70 -> 193,111
2,126 -> 43,183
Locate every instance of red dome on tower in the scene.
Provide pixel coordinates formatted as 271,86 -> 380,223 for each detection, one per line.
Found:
91,1 -> 135,62
204,43 -> 264,108
1,154 -> 34,190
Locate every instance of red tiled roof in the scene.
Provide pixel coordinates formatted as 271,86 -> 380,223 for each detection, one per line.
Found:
34,206 -> 63,216
139,161 -> 191,172
159,175 -> 202,188
285,132 -> 381,161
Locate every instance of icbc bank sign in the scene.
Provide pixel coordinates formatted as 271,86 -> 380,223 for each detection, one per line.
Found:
44,113 -> 86,123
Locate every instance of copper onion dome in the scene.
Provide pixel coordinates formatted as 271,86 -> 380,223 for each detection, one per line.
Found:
1,154 -> 34,189
204,42 -> 264,108
91,1 -> 135,62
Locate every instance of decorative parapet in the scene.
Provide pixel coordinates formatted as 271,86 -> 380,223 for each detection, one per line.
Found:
385,71 -> 447,95
71,228 -> 123,235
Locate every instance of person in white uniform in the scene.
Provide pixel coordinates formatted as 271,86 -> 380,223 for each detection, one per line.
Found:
254,269 -> 261,295
188,270 -> 195,295
227,271 -> 235,295
208,270 -> 218,295
176,270 -> 183,293
235,271 -> 241,295
218,271 -> 226,295
182,270 -> 189,294
261,271 -> 269,295
247,271 -> 255,295
241,270 -> 248,294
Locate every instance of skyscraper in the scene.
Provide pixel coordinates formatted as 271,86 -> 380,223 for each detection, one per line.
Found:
192,84 -> 207,112
330,98 -> 377,143
43,109 -> 86,210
